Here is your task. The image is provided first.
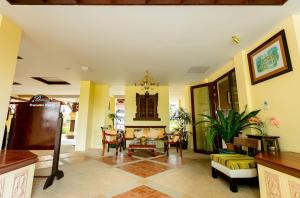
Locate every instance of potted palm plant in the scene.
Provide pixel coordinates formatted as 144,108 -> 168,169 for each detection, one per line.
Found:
107,113 -> 121,130
199,106 -> 261,151
170,107 -> 191,149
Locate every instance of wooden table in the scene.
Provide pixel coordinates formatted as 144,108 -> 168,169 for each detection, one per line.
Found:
128,141 -> 156,157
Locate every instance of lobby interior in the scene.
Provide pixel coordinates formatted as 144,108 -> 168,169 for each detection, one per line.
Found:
1,0 -> 300,198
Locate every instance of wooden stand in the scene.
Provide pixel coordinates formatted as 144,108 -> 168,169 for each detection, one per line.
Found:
43,113 -> 64,189
6,95 -> 64,189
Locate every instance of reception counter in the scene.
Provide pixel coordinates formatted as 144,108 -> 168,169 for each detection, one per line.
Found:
0,150 -> 37,198
255,152 -> 300,198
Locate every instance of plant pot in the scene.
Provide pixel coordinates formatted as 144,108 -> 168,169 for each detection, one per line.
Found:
226,143 -> 236,151
182,140 -> 188,150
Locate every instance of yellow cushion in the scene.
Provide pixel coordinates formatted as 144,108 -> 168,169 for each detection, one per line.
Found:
150,128 -> 164,139
210,154 -> 256,170
105,130 -> 117,142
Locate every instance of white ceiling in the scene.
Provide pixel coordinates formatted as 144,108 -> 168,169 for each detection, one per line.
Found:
1,0 -> 300,95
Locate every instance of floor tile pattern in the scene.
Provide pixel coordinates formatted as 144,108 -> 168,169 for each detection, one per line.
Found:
150,155 -> 190,166
99,154 -> 140,165
113,185 -> 172,198
118,160 -> 171,178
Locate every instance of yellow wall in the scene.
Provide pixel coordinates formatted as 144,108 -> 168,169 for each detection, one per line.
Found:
125,86 -> 169,129
75,81 -> 109,151
0,15 -> 22,147
204,15 -> 300,152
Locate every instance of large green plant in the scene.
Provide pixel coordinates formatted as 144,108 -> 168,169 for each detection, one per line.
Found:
170,107 -> 191,141
199,106 -> 261,148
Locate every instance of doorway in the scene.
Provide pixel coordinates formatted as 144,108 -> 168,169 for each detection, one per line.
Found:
191,69 -> 239,153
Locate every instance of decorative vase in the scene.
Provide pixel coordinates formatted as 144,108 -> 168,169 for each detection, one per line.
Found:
140,136 -> 147,145
226,143 -> 236,151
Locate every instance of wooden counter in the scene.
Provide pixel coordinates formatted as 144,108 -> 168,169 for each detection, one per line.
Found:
255,151 -> 300,198
255,151 -> 300,179
0,150 -> 37,198
0,150 -> 38,175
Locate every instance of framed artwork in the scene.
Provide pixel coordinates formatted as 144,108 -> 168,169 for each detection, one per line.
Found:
247,30 -> 292,85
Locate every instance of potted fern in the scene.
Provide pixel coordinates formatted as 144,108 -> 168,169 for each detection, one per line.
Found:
199,106 -> 261,151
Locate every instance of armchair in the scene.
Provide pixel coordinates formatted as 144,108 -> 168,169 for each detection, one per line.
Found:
164,131 -> 182,157
101,127 -> 124,156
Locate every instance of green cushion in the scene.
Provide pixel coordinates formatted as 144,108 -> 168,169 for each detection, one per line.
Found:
211,154 -> 256,170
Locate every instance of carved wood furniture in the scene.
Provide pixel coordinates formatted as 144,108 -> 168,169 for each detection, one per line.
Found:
7,0 -> 288,6
164,131 -> 182,157
0,150 -> 38,198
124,126 -> 166,148
127,139 -> 156,157
255,152 -> 300,198
101,127 -> 123,156
134,93 -> 161,121
211,137 -> 259,192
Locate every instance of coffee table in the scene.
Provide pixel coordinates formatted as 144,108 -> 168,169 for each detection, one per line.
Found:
128,139 -> 156,157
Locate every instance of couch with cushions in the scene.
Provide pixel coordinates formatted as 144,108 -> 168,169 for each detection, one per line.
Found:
124,126 -> 166,147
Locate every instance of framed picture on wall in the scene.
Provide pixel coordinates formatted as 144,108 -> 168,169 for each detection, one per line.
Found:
247,30 -> 293,85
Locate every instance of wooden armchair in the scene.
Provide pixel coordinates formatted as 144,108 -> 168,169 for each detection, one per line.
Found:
101,127 -> 123,156
164,130 -> 182,157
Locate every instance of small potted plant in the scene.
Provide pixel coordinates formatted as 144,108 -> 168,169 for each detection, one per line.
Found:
107,113 -> 121,130
199,106 -> 261,151
170,107 -> 191,149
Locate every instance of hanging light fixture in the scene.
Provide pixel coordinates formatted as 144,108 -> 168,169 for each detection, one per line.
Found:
134,70 -> 159,93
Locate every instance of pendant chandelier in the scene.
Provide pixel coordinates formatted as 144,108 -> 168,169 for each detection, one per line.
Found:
134,70 -> 159,93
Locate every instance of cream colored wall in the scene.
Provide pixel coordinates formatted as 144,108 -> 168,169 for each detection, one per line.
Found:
203,15 -> 300,153
0,15 -> 22,147
125,86 -> 169,130
76,81 -> 109,151
244,16 -> 300,152
89,84 -> 109,148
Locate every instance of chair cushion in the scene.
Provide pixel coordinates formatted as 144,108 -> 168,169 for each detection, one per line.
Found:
149,128 -> 161,139
150,128 -> 164,139
105,130 -> 117,142
210,154 -> 256,170
134,129 -> 144,138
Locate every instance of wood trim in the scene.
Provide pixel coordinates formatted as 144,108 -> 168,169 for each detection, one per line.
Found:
7,0 -> 288,5
255,152 -> 300,179
0,150 -> 38,175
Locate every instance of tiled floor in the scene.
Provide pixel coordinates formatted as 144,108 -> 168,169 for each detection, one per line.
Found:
99,154 -> 140,165
118,160 -> 171,178
113,185 -> 172,198
31,145 -> 260,198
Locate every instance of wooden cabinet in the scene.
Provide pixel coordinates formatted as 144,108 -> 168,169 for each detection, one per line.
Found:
256,152 -> 300,198
133,93 -> 161,121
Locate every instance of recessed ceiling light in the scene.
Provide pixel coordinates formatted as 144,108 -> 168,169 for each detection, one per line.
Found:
81,66 -> 89,71
187,66 -> 209,74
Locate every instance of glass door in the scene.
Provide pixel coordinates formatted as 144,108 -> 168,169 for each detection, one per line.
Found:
191,83 -> 216,153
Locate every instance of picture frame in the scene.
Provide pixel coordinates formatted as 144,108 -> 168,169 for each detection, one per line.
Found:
247,29 -> 293,85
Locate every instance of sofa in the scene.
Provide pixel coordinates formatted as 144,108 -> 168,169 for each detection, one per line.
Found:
124,126 -> 166,147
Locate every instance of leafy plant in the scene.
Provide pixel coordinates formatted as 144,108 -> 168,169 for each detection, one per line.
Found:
198,106 -> 261,149
107,113 -> 121,129
170,107 -> 191,141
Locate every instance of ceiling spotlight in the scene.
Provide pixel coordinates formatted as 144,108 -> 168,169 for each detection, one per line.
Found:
232,35 -> 240,44
81,66 -> 89,71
